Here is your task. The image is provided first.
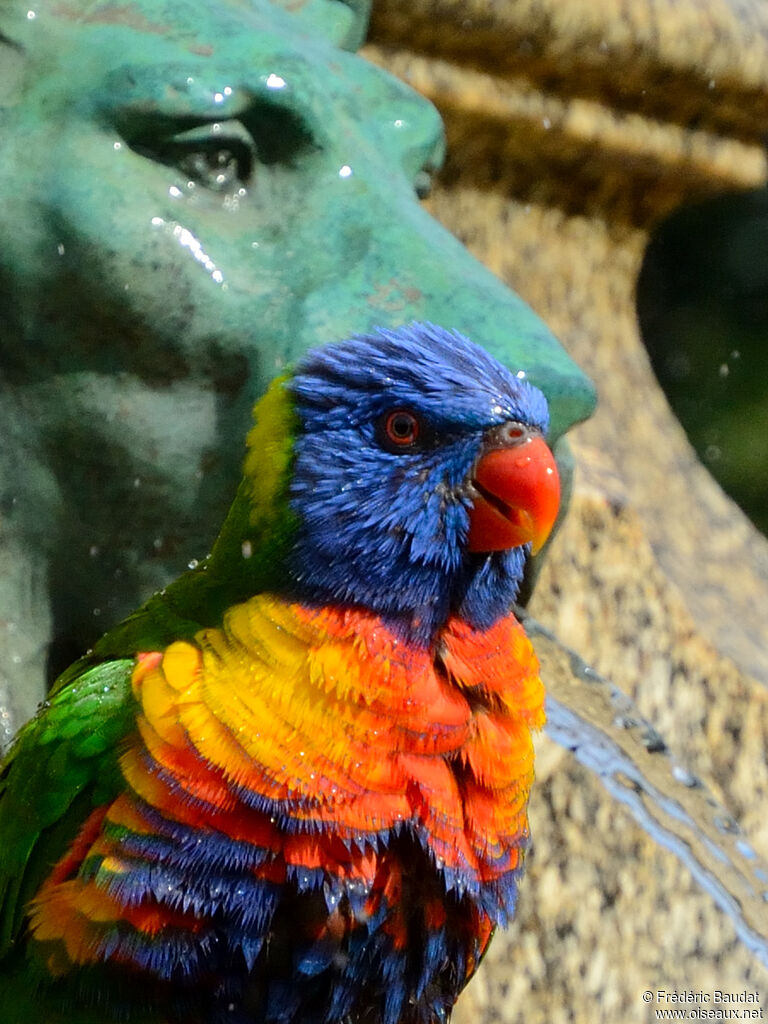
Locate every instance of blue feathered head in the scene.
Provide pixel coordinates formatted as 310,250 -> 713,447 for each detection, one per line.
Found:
285,323 -> 558,645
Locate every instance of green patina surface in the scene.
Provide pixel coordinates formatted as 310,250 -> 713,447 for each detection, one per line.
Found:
0,0 -> 594,727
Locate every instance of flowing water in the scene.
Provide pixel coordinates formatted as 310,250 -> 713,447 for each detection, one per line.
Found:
524,613 -> 768,967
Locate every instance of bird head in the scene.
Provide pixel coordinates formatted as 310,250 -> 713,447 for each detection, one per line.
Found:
269,323 -> 559,645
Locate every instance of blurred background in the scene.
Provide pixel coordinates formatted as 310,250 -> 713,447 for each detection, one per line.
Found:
638,189 -> 768,538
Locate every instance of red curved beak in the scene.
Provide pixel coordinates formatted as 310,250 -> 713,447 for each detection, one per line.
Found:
467,434 -> 560,554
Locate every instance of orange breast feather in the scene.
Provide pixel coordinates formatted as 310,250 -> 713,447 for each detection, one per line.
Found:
30,595 -> 544,970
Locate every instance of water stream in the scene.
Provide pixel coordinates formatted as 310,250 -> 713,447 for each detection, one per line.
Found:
524,613 -> 768,967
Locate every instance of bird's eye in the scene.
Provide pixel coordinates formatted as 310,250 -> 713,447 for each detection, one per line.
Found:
380,409 -> 422,450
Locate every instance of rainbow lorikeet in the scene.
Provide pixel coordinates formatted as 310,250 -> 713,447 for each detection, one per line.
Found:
0,323 -> 560,1024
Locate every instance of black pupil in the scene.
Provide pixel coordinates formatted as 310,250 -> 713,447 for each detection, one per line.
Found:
392,415 -> 414,438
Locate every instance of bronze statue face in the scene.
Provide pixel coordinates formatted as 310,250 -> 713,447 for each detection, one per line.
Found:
0,0 -> 593,726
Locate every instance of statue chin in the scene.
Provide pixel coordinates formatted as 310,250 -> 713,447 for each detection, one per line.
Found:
0,0 -> 593,730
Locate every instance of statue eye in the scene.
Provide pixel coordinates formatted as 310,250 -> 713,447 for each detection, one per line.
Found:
129,120 -> 255,193
122,105 -> 317,197
176,142 -> 251,192
378,409 -> 422,451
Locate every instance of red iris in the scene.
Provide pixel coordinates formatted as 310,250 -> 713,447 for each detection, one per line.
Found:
384,410 -> 420,447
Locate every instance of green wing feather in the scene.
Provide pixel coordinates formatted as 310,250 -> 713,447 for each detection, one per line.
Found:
0,659 -> 137,956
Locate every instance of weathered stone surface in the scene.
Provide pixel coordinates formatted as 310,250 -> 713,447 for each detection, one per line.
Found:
369,0 -> 768,140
